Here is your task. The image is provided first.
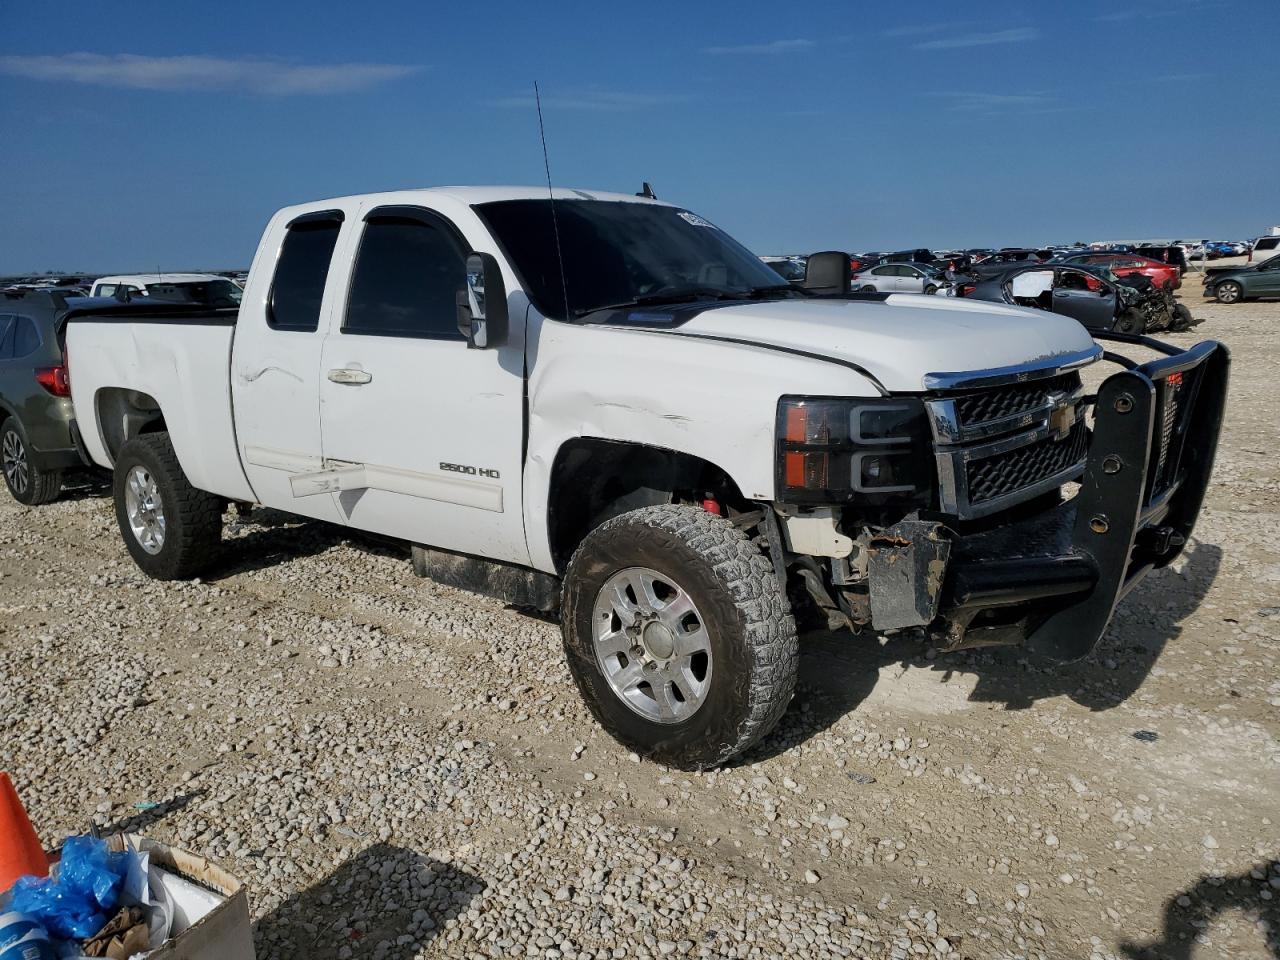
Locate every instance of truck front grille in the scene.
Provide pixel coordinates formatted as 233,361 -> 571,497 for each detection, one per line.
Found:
965,421 -> 1089,506
926,366 -> 1093,520
953,373 -> 1081,430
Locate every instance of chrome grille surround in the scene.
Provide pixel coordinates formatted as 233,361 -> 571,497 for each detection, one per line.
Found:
925,347 -> 1101,519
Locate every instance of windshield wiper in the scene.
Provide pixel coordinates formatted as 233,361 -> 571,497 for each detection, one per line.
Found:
572,287 -> 745,318
745,284 -> 799,299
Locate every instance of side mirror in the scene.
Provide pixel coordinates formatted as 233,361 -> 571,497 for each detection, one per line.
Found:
456,252 -> 509,349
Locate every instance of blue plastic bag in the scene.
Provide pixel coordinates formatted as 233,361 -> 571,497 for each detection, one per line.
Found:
8,836 -> 127,941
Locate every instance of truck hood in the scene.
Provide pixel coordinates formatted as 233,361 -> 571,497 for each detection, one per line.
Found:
654,295 -> 1100,393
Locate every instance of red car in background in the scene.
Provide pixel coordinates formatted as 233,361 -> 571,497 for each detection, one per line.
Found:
1060,252 -> 1181,290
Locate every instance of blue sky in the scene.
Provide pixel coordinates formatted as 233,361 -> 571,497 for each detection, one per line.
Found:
1,0 -> 1276,272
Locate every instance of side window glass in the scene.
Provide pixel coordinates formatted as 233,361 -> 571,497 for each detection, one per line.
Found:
269,217 -> 343,332
343,215 -> 466,339
10,317 -> 40,358
0,316 -> 14,360
872,266 -> 892,277
97,284 -> 117,297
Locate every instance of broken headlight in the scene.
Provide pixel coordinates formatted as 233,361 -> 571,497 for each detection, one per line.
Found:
775,396 -> 935,505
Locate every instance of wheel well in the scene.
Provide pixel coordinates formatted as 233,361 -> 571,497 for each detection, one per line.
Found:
546,438 -> 746,573
95,387 -> 166,463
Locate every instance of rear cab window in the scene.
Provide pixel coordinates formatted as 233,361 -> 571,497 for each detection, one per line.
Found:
268,213 -> 344,332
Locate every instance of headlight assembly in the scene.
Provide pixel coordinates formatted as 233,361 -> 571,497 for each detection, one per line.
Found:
775,396 -> 935,505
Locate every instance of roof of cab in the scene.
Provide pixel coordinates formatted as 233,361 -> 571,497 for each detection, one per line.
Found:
280,186 -> 676,215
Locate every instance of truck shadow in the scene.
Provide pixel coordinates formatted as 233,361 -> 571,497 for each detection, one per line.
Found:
735,539 -> 1222,764
207,509 -> 407,581
955,538 -> 1222,712
251,842 -> 482,960
1119,862 -> 1279,959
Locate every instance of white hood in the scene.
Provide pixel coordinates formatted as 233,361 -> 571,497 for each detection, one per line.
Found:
667,294 -> 1100,392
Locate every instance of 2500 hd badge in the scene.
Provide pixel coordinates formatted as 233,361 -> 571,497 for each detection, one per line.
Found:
440,461 -> 500,479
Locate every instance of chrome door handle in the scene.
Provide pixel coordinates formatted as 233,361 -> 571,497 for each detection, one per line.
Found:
327,368 -> 372,385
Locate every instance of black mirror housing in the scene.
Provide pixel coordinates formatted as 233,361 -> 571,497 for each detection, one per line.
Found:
458,252 -> 509,349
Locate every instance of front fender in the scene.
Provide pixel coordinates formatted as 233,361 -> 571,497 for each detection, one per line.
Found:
522,320 -> 880,571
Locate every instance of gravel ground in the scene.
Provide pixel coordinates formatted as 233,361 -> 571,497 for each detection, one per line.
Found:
1,279 -> 1277,959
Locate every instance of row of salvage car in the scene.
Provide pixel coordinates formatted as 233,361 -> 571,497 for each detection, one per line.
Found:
764,249 -> 1205,336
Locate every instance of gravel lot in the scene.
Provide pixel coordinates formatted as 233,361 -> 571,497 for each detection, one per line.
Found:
1,277 -> 1277,959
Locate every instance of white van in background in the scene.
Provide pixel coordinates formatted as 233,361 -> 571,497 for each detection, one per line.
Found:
91,273 -> 242,304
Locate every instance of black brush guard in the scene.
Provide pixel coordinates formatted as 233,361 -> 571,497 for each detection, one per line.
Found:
937,335 -> 1229,661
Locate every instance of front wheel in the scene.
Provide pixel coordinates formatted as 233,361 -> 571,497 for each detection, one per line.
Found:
1115,309 -> 1145,335
924,284 -> 938,296
561,505 -> 798,769
113,432 -> 223,580
1214,281 -> 1243,304
1,419 -> 61,506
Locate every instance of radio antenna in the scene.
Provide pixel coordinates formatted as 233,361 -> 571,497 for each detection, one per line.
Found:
534,82 -> 571,318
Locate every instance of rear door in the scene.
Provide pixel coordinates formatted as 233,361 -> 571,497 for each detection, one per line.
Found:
316,201 -> 530,565
231,206 -> 353,522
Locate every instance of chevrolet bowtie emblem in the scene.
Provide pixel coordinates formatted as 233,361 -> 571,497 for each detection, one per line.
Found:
1049,403 -> 1076,440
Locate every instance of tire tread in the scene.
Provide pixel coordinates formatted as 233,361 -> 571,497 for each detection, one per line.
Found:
564,504 -> 798,768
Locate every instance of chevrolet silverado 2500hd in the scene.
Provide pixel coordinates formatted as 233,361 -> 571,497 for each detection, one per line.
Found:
65,187 -> 1229,768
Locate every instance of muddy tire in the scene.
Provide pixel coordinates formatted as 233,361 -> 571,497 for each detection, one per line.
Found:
113,432 -> 223,580
1,419 -> 62,506
561,505 -> 798,769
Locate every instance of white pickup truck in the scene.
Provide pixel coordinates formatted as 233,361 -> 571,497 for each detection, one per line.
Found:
65,187 -> 1229,768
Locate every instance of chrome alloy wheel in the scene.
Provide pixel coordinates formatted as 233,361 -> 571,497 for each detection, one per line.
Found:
592,566 -> 712,724
2,430 -> 28,495
124,465 -> 166,554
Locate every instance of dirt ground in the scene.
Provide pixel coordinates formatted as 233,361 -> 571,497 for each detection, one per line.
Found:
1,270 -> 1276,959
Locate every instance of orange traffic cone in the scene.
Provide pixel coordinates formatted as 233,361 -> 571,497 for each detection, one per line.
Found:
0,771 -> 49,893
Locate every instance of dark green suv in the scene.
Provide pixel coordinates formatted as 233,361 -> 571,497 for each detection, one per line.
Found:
0,290 -> 97,504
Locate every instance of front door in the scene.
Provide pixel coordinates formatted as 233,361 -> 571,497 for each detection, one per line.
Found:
1252,258 -> 1280,296
1050,270 -> 1117,330
316,203 -> 530,565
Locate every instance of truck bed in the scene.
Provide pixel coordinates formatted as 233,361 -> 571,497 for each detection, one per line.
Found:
65,302 -> 255,503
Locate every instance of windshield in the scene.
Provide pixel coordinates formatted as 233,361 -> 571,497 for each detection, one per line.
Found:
474,199 -> 788,320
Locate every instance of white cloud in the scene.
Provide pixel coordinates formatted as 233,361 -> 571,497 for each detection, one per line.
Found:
913,27 -> 1040,50
490,90 -> 688,111
704,39 -> 814,55
0,53 -> 422,94
930,91 -> 1055,113
882,24 -> 951,38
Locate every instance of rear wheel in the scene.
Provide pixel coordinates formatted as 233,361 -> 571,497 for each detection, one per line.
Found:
1,419 -> 61,506
113,432 -> 223,580
1214,281 -> 1243,304
561,505 -> 798,769
860,285 -> 877,293
1172,303 -> 1195,330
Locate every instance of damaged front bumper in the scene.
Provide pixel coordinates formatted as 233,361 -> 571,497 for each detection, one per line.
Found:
863,335 -> 1229,662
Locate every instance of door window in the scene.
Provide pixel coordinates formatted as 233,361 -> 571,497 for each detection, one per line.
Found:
343,215 -> 466,339
96,284 -> 117,297
871,265 -> 895,277
11,317 -> 41,358
268,216 -> 343,332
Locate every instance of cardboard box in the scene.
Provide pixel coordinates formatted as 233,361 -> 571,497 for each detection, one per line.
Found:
104,834 -> 254,960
